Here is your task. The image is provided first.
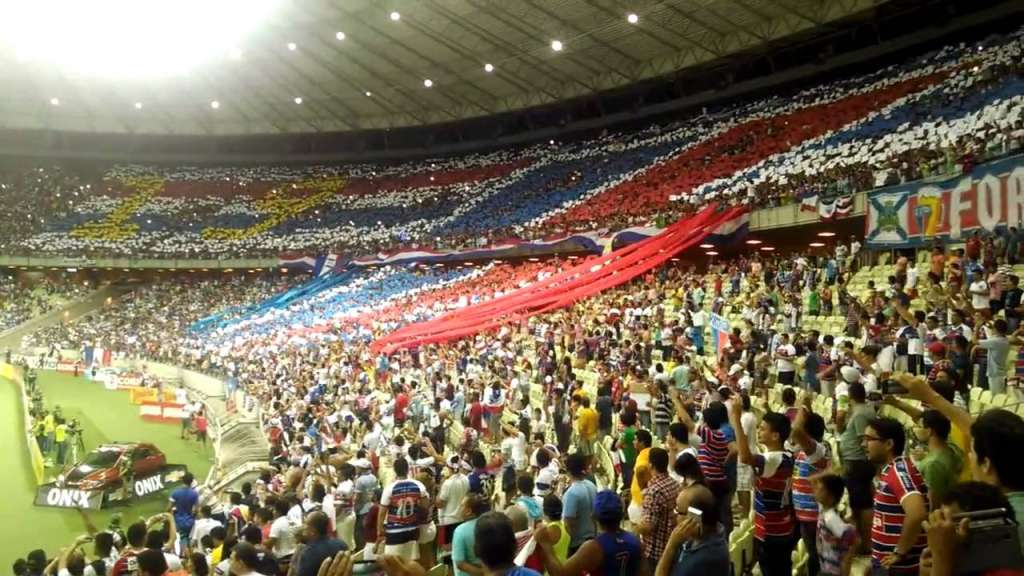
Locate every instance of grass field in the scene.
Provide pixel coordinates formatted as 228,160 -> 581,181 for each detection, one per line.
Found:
0,371 -> 212,567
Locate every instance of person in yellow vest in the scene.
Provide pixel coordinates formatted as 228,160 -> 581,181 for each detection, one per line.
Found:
628,429 -> 653,524
54,417 -> 68,465
43,410 -> 56,455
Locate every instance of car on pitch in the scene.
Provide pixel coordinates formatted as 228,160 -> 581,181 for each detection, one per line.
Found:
57,442 -> 166,491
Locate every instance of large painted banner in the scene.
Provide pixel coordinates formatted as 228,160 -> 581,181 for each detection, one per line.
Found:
866,154 -> 1024,247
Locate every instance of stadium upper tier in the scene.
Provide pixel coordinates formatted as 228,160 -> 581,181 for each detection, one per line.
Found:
1,27 -> 1022,260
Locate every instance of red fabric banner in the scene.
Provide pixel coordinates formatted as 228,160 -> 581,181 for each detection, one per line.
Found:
371,204 -> 747,354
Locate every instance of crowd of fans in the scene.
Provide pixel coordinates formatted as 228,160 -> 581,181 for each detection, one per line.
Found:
25,276 -> 292,364
9,22 -> 1024,576
1,275 -> 90,334
0,27 -> 1021,260
12,221 -> 1024,576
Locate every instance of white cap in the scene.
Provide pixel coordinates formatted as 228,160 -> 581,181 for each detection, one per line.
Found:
728,363 -> 744,376
840,366 -> 861,384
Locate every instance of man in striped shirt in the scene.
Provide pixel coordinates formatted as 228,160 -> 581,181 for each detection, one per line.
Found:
376,457 -> 428,560
674,396 -> 736,539
862,417 -> 928,575
730,399 -> 796,576
791,405 -> 831,576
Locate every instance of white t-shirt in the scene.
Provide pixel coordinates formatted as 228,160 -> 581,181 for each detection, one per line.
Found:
190,517 -> 222,546
438,473 -> 470,526
970,280 -> 990,309
775,344 -> 796,373
269,516 -> 298,557
741,412 -> 759,455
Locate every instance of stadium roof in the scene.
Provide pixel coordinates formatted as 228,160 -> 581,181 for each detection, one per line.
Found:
1,0 -> 883,136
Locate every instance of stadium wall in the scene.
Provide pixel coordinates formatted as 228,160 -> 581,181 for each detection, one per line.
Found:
0,363 -> 46,485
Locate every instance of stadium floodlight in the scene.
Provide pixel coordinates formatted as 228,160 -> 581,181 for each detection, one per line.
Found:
484,63 -> 494,73
293,96 -> 303,104
210,100 -> 220,109
134,102 -> 143,109
335,31 -> 346,41
0,0 -> 281,78
627,13 -> 639,24
390,11 -> 401,21
551,40 -> 563,52
49,97 -> 60,106
423,79 -> 433,88
287,42 -> 297,51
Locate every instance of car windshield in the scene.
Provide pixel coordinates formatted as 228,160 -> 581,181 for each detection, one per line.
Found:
81,449 -> 121,468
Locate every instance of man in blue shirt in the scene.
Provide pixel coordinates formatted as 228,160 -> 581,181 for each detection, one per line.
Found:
168,472 -> 198,550
295,511 -> 347,576
658,483 -> 729,576
561,453 -> 598,555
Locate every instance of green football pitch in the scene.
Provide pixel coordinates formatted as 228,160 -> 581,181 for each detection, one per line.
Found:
0,370 -> 213,567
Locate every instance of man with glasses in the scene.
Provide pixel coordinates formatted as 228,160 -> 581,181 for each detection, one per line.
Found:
862,417 -> 928,575
656,483 -> 729,576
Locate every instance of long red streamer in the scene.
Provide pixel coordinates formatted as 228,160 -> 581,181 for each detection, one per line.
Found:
371,204 -> 746,353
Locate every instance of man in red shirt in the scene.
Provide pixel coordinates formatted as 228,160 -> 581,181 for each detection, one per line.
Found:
194,411 -> 208,446
467,391 -> 485,434
393,384 -> 409,426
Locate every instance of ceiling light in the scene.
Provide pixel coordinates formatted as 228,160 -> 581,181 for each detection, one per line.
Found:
423,79 -> 433,88
627,13 -> 639,24
364,91 -> 372,97
287,42 -> 297,51
134,102 -> 143,109
699,243 -> 713,249
335,31 -> 346,40
49,97 -> 60,106
484,63 -> 494,73
3,0 -> 280,79
745,239 -> 762,245
809,242 -> 826,247
293,97 -> 303,104
551,40 -> 563,52
390,11 -> 401,21
210,100 -> 220,109
760,246 -> 775,251
705,251 -> 719,256
817,232 -> 836,237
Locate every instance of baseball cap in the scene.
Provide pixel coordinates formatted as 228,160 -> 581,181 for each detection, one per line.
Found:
927,341 -> 947,356
729,363 -> 744,376
593,489 -> 624,522
839,366 -> 861,384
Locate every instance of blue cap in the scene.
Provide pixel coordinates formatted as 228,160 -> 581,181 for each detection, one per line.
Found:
593,489 -> 624,522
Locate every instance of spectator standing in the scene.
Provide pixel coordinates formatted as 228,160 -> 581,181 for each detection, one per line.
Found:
451,495 -> 489,576
534,489 -> 647,576
636,448 -> 680,569
656,483 -> 729,576
730,401 -> 796,576
561,453 -> 598,556
862,417 -> 928,574
377,457 -> 427,559
168,473 -> 198,551
836,380 -> 875,549
813,474 -> 858,576
438,455 -> 470,550
295,511 -> 346,576
911,410 -> 963,507
473,512 -> 543,576
791,406 -> 831,576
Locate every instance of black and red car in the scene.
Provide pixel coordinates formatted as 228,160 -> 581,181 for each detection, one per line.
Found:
58,442 -> 166,491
